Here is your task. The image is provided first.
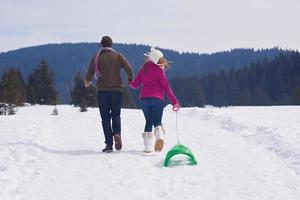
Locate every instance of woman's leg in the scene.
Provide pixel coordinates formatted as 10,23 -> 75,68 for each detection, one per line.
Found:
141,99 -> 152,132
151,99 -> 164,127
149,98 -> 165,152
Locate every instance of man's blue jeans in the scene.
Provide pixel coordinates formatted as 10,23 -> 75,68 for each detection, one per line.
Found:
140,97 -> 164,132
97,91 -> 123,145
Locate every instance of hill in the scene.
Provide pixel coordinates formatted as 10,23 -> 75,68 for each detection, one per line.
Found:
0,43 -> 288,102
0,105 -> 300,199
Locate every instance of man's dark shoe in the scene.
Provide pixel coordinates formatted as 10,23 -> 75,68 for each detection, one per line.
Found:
114,134 -> 122,150
102,144 -> 113,153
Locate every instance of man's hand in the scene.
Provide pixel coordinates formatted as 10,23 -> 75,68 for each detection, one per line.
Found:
84,79 -> 91,88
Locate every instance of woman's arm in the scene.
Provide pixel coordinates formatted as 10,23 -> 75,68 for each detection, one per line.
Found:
159,70 -> 178,105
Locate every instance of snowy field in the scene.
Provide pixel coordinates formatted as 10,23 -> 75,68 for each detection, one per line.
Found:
1,105 -> 300,200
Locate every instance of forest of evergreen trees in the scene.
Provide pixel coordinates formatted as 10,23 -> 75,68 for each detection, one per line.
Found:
0,43 -> 289,102
69,72 -> 135,110
0,60 -> 58,107
1,51 -> 300,109
170,52 -> 300,106
0,60 -> 134,112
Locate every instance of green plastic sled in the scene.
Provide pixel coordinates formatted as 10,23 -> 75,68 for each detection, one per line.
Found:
163,143 -> 197,167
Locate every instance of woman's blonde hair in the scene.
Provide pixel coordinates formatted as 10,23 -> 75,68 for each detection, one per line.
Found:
141,56 -> 170,74
157,57 -> 170,70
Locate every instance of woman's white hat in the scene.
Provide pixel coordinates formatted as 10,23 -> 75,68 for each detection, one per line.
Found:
146,47 -> 163,64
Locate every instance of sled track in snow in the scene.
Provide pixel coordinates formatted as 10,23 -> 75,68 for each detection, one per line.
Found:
219,114 -> 300,175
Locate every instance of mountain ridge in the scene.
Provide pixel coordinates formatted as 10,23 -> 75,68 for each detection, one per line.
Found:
0,43 -> 290,102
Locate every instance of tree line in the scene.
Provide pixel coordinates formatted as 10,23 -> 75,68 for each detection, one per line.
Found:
170,52 -> 300,107
0,43 -> 288,103
1,52 -> 300,109
69,72 -> 134,110
0,60 -> 134,111
0,60 -> 58,106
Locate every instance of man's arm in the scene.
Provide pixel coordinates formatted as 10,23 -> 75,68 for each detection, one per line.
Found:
120,54 -> 133,82
84,57 -> 95,87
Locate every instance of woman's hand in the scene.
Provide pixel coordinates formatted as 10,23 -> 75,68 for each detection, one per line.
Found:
172,103 -> 180,112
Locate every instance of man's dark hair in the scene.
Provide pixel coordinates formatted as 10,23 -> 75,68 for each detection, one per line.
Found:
100,36 -> 113,47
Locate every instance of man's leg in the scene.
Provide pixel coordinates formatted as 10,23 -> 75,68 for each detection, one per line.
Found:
110,91 -> 123,150
97,91 -> 113,148
110,91 -> 123,134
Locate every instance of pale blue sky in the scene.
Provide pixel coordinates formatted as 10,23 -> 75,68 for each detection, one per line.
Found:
0,0 -> 300,53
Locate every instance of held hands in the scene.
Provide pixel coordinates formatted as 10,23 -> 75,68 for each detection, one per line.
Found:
172,103 -> 180,112
84,79 -> 91,88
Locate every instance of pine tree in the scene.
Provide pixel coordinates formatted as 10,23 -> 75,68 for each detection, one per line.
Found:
27,60 -> 58,105
171,76 -> 205,107
1,68 -> 26,106
52,106 -> 58,115
0,79 -> 3,102
294,81 -> 300,105
85,84 -> 97,107
227,70 -> 240,105
26,84 -> 36,104
212,71 -> 228,106
70,72 -> 88,106
251,87 -> 270,106
79,98 -> 87,112
122,87 -> 135,108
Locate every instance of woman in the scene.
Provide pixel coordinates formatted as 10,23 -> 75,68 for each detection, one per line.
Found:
130,47 -> 180,153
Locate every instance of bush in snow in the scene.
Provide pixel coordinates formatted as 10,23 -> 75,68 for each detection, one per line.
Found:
79,98 -> 87,112
52,106 -> 58,115
0,103 -> 5,115
0,103 -> 16,115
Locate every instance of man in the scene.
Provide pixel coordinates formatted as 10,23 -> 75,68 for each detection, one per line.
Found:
85,36 -> 133,152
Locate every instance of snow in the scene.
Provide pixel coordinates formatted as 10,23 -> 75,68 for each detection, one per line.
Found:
1,105 -> 300,200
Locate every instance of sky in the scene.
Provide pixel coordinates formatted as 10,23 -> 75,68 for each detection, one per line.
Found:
0,0 -> 300,53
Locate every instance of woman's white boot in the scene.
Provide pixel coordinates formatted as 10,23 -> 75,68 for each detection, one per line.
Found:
154,125 -> 166,152
142,132 -> 154,153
